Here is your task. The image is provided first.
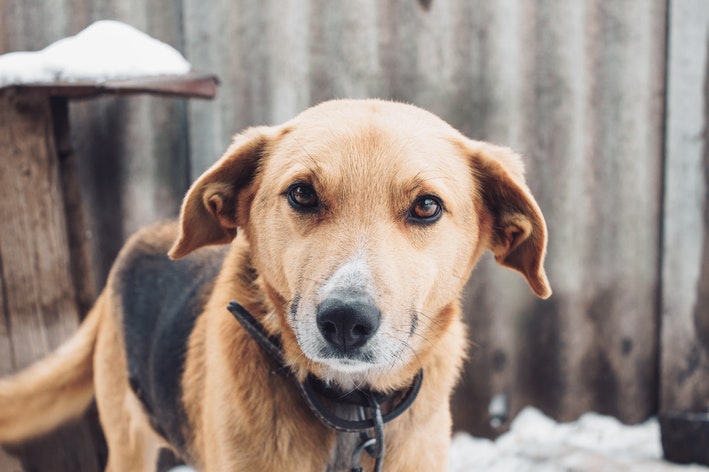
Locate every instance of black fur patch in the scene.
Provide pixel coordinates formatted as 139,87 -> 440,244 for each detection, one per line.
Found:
116,240 -> 228,457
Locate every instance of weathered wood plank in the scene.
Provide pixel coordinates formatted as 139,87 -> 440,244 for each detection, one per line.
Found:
53,97 -> 97,317
0,90 -> 77,369
0,7 -> 92,466
0,89 -> 101,471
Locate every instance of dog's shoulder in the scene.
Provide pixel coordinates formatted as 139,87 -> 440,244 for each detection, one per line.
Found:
110,221 -> 229,453
111,221 -> 228,327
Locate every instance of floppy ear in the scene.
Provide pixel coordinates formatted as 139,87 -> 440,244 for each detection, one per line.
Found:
168,127 -> 272,259
469,142 -> 552,299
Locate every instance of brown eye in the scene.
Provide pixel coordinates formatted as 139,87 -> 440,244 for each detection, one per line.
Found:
287,183 -> 319,210
408,195 -> 443,224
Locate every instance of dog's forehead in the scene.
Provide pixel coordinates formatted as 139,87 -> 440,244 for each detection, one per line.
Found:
292,99 -> 452,127
264,101 -> 472,191
285,99 -> 458,146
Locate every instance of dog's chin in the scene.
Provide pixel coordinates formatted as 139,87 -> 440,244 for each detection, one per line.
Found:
313,360 -> 382,390
322,357 -> 372,372
306,354 -> 405,391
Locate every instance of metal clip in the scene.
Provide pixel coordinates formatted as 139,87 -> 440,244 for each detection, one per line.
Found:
351,437 -> 377,472
351,400 -> 385,472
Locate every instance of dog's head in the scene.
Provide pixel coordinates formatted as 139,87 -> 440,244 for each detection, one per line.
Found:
169,100 -> 550,390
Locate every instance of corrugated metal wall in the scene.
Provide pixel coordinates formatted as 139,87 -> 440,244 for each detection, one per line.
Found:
450,0 -> 667,437
661,0 -> 709,417
1,0 -> 707,470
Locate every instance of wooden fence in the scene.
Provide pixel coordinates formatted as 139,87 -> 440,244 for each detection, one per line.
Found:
0,0 -> 707,470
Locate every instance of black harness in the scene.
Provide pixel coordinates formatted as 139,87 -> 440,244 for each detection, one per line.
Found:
227,301 -> 424,472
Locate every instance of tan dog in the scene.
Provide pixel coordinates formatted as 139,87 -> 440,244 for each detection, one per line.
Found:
0,99 -> 550,471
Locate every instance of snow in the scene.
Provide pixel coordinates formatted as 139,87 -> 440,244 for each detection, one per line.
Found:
450,407 -> 708,472
167,407 -> 708,471
0,20 -> 191,87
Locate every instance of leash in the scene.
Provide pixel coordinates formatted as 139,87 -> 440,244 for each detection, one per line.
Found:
227,301 -> 423,472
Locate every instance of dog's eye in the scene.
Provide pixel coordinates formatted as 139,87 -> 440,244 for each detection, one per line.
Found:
408,195 -> 443,223
287,183 -> 319,210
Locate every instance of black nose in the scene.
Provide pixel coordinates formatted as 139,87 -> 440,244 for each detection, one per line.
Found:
316,293 -> 381,351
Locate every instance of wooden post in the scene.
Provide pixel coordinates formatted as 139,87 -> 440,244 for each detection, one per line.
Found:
0,74 -> 217,471
0,88 -> 102,471
52,97 -> 98,316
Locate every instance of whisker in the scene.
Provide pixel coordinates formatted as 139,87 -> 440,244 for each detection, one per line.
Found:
409,309 -> 448,331
388,336 -> 423,374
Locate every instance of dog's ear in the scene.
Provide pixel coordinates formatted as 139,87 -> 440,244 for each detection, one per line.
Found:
168,127 -> 271,259
468,142 -> 552,299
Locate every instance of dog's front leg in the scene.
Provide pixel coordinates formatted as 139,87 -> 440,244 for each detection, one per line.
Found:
94,304 -> 164,472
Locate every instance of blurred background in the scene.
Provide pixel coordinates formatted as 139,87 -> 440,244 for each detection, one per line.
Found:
0,0 -> 707,470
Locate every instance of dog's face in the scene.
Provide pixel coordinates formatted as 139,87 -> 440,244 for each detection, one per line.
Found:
170,100 -> 550,390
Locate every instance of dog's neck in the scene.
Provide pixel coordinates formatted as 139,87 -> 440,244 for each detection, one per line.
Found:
226,296 -> 423,471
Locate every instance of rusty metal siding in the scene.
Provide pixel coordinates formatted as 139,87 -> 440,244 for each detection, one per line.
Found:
451,0 -> 668,437
661,0 -> 709,415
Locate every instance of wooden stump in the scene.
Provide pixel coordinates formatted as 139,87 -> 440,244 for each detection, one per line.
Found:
0,88 -> 103,471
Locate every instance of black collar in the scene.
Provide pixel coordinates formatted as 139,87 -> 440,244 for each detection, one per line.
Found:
227,301 -> 424,470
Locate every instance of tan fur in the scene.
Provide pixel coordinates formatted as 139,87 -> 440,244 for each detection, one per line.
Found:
0,294 -> 102,443
0,99 -> 550,471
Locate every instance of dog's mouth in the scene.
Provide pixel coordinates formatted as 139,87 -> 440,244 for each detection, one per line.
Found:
312,346 -> 378,374
295,330 -> 385,375
317,346 -> 375,363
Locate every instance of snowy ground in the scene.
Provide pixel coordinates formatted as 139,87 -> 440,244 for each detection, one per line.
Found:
169,407 -> 708,471
450,407 -> 708,472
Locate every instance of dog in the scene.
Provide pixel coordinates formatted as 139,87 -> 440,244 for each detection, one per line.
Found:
0,99 -> 550,471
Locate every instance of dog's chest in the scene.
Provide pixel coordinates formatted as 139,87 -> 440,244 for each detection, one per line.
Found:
327,431 -> 361,471
324,402 -> 375,471
116,244 -> 227,456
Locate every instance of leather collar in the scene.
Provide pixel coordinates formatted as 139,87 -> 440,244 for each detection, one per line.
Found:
226,301 -> 423,432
